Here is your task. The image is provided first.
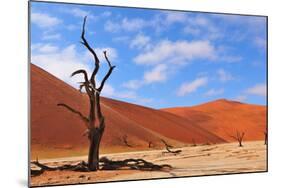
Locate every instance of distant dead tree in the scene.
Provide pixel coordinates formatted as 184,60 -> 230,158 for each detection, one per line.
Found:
148,141 -> 153,148
161,139 -> 182,155
122,135 -> 132,147
264,131 -> 268,145
191,138 -> 197,147
230,131 -> 245,147
57,16 -> 115,171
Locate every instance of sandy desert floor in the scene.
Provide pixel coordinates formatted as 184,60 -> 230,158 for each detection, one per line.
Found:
30,141 -> 267,187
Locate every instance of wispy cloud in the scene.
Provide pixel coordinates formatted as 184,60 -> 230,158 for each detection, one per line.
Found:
254,36 -> 266,50
105,17 -> 146,32
234,95 -> 247,102
143,64 -> 168,84
164,11 -> 187,24
32,43 -> 59,53
122,64 -> 168,90
130,33 -> 151,50
104,11 -> 188,33
31,44 -> 91,88
217,69 -> 234,82
42,32 -> 61,40
31,12 -> 62,28
245,83 -> 266,96
183,15 -> 222,40
234,83 -> 266,103
122,80 -> 143,90
134,40 -> 217,66
177,77 -> 208,96
204,88 -> 224,97
61,7 -> 96,20
83,47 -> 118,65
102,85 -> 153,105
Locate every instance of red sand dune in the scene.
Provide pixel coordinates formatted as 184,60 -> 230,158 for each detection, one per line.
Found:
162,99 -> 267,142
31,64 -> 225,158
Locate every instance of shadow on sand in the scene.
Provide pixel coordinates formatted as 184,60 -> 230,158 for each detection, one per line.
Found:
31,157 -> 172,177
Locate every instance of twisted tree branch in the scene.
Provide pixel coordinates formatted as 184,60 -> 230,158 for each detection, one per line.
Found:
98,51 -> 116,92
80,16 -> 100,86
57,103 -> 89,125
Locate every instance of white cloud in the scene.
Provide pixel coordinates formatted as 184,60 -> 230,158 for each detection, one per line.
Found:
31,44 -> 92,88
31,42 -> 119,93
69,8 -> 90,18
234,95 -> 248,102
245,83 -> 266,97
61,8 -> 96,20
130,33 -> 151,50
101,11 -> 112,17
134,40 -> 217,65
104,20 -> 119,32
65,24 -> 78,31
105,17 -> 146,32
183,15 -> 222,40
31,12 -> 62,28
177,77 -> 208,96
83,47 -> 118,64
204,88 -> 224,97
32,43 -> 59,53
234,83 -> 266,103
143,64 -> 168,84
217,69 -> 234,82
42,33 -> 61,40
183,27 -> 201,36
112,36 -> 130,43
105,11 -> 188,33
122,80 -> 143,90
102,84 -> 115,97
102,85 -> 153,105
122,18 -> 146,31
164,11 -> 187,24
122,64 -> 170,90
220,55 -> 243,63
255,36 -> 266,50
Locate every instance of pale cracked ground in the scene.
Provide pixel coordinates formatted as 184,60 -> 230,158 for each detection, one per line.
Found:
30,141 -> 267,187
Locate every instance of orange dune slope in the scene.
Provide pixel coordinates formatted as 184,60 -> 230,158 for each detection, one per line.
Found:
162,99 -> 267,142
31,64 -> 225,158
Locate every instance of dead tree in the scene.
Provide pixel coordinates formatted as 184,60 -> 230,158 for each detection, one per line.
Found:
191,138 -> 197,147
264,131 -> 268,145
230,131 -> 245,147
148,141 -> 153,148
161,139 -> 182,155
57,16 -> 115,171
122,135 -> 132,147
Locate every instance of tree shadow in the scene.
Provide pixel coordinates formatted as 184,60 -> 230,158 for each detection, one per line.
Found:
31,157 -> 172,177
99,157 -> 172,171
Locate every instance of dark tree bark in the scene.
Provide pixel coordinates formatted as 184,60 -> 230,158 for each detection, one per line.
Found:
230,131 -> 245,147
57,16 -> 115,171
161,139 -> 182,155
191,138 -> 196,147
122,135 -> 132,147
148,141 -> 153,148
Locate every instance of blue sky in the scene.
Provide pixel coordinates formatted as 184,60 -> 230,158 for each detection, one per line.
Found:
30,1 -> 267,109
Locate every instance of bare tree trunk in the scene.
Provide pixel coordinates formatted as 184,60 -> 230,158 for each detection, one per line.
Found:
58,16 -> 115,171
88,129 -> 99,170
229,131 -> 245,147
88,126 -> 104,170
